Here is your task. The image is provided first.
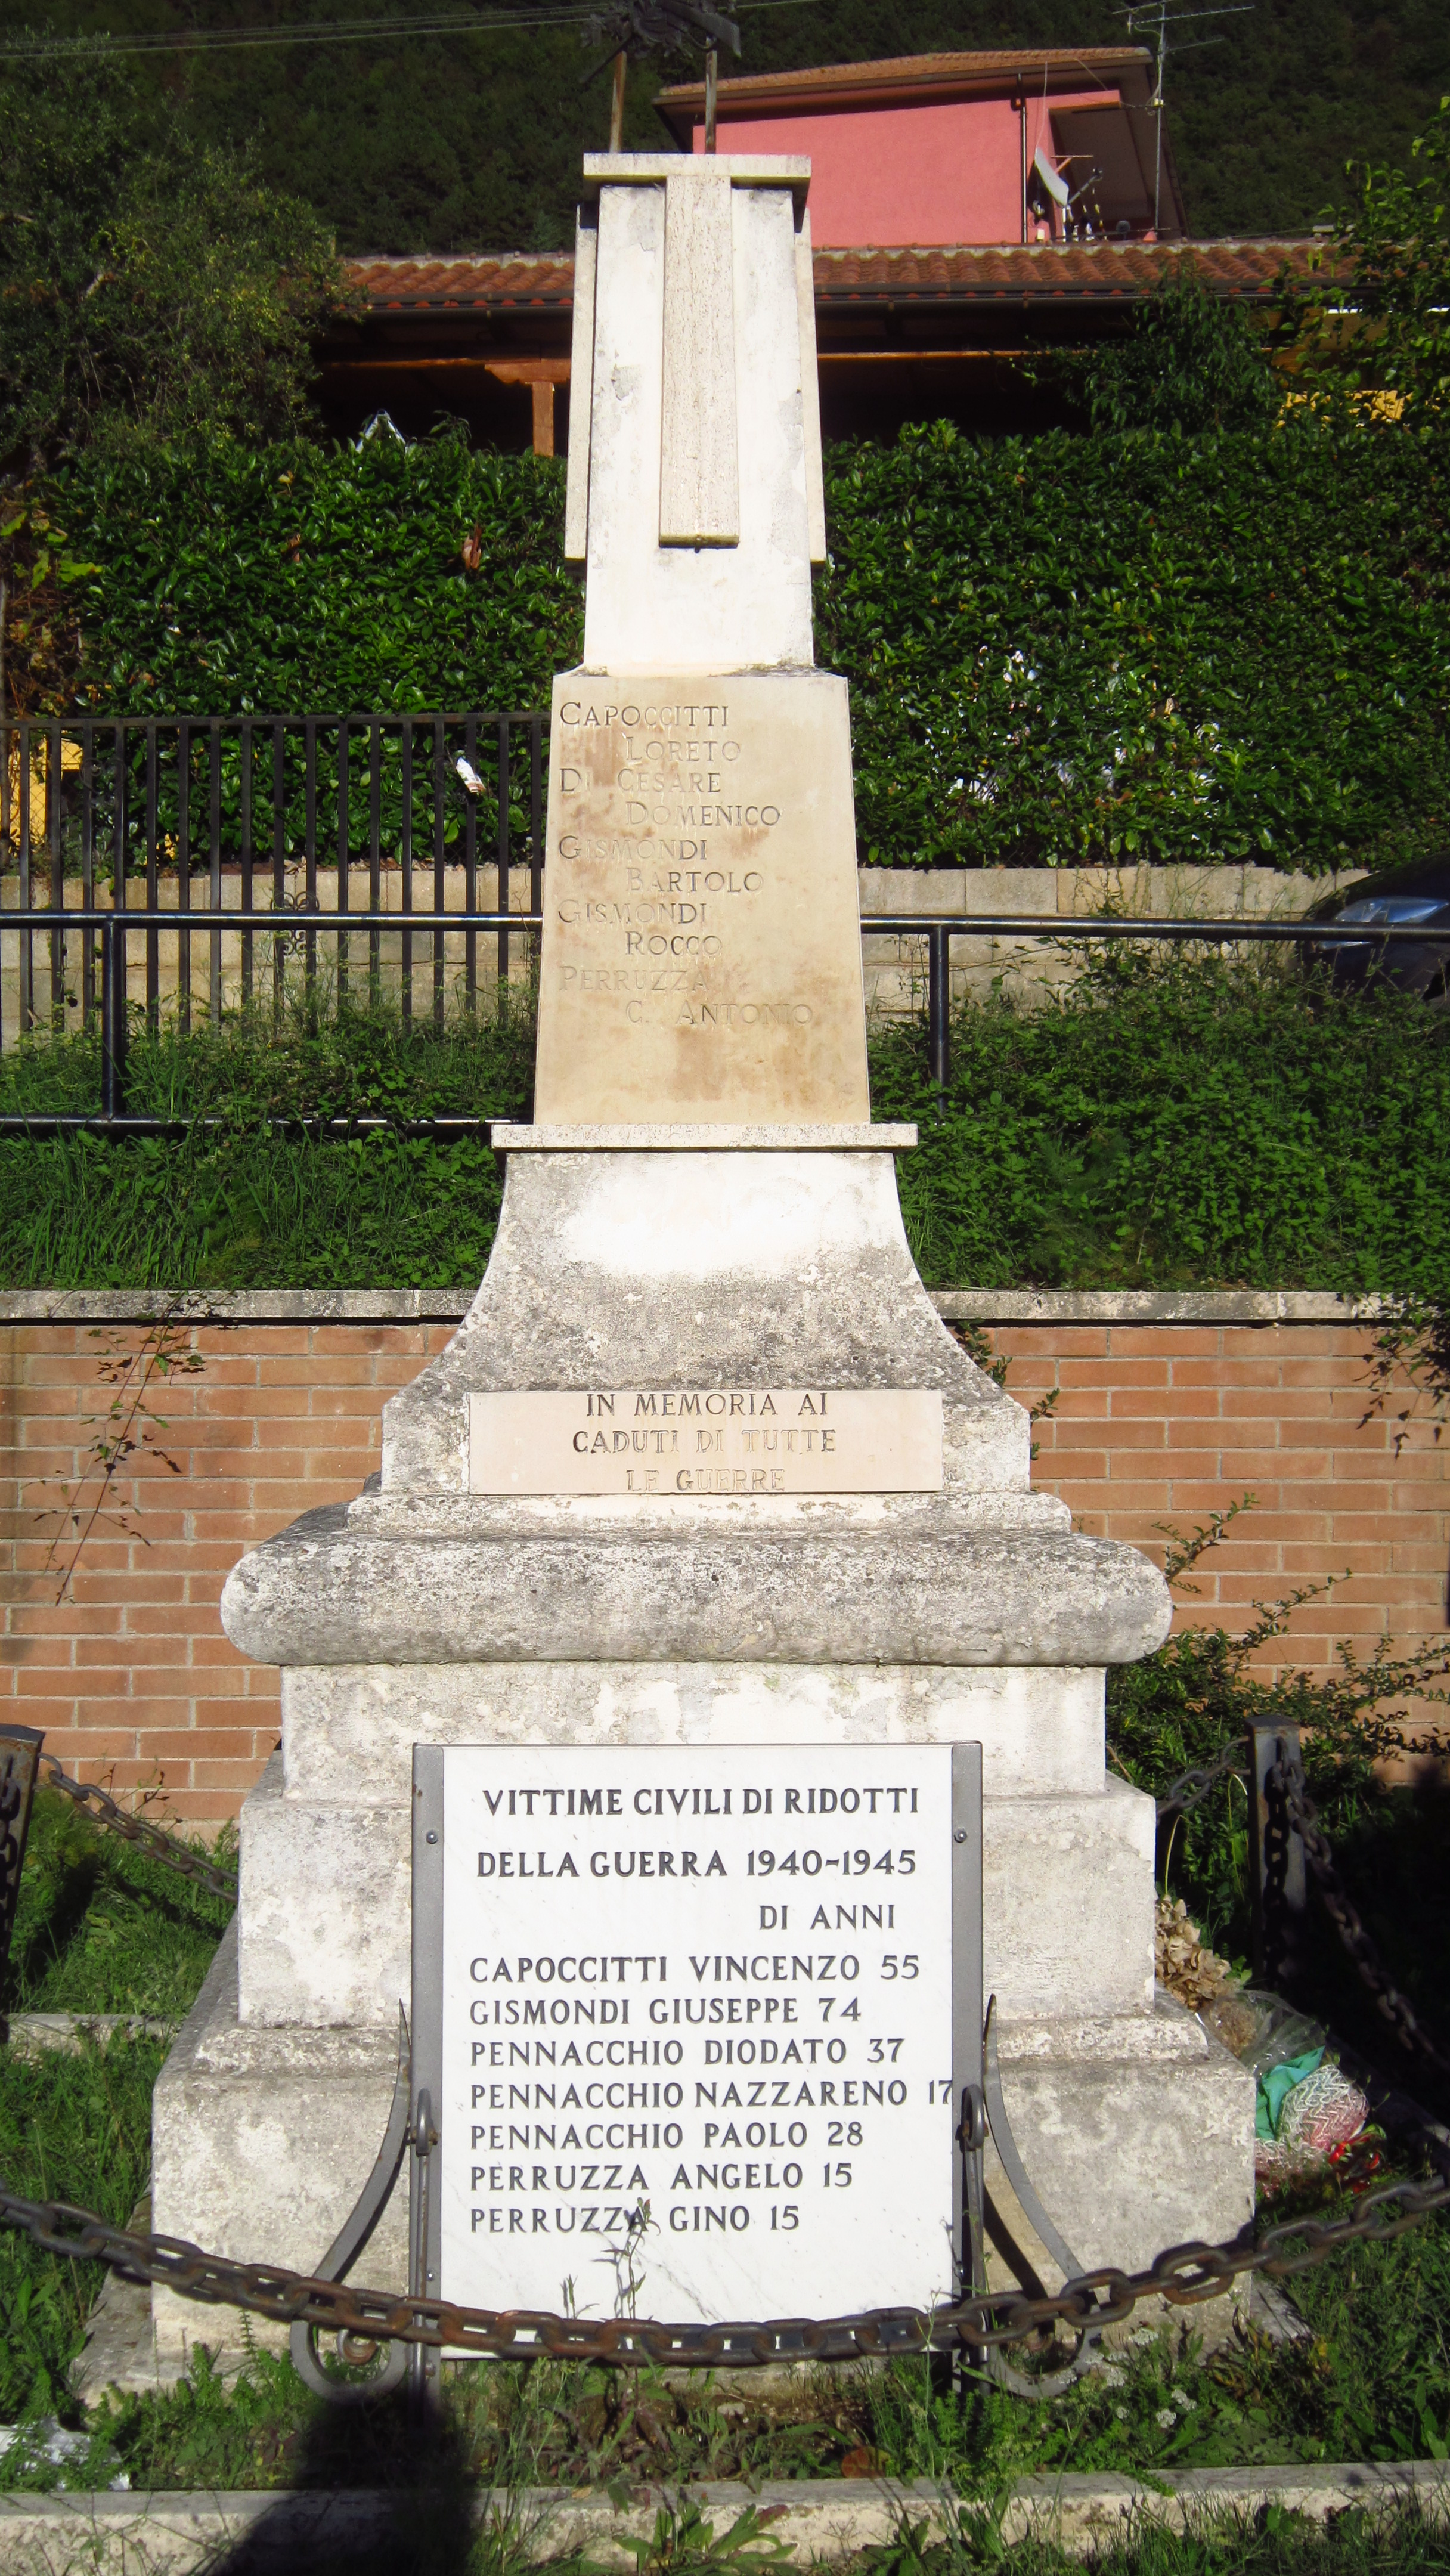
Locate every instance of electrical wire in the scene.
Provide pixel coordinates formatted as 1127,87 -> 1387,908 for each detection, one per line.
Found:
0,0 -> 819,61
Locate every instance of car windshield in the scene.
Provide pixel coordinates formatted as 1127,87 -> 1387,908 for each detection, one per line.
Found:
1331,894 -> 1449,925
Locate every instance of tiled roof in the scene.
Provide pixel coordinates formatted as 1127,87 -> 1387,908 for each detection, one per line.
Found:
656,48 -> 1152,110
345,239 -> 1331,315
813,239 -> 1327,302
348,254 -> 575,309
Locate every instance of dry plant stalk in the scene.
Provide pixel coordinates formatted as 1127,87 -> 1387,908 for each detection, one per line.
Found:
37,1318 -> 205,1604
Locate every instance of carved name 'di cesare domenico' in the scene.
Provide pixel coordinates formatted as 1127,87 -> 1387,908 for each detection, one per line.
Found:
552,695 -> 803,1029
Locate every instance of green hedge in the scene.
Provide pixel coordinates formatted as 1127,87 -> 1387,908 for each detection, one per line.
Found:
823,417 -> 1450,877
29,409 -> 1450,876
51,432 -> 578,717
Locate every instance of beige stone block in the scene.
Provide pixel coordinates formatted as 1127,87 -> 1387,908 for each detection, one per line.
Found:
534,671 -> 870,1123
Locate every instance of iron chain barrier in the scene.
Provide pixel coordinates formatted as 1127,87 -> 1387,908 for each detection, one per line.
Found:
0,2160 -> 1447,2374
1155,1739 -> 1247,1823
35,1752 -> 238,1906
1274,1755 -> 1450,2088
1154,1726 -> 1450,2092
6,1729 -> 1450,2376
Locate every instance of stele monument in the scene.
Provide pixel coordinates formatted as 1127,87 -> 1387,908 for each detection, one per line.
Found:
151,151 -> 1254,2371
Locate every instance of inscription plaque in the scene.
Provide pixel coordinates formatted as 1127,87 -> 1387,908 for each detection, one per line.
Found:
468,1388 -> 943,1495
413,1744 -> 967,2323
532,671 -> 870,1125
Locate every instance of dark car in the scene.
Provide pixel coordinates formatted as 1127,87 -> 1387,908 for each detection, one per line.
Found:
1301,856 -> 1450,1003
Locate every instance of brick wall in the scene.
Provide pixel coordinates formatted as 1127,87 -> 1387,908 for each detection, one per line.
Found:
2,1290 -> 1444,1825
1,1298 -> 458,1822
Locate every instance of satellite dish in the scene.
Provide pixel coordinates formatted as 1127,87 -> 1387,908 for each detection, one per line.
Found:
1032,145 -> 1071,207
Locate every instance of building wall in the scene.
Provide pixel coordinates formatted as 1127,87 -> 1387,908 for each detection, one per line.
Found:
3,1291 -> 1443,1827
697,95 -> 1081,245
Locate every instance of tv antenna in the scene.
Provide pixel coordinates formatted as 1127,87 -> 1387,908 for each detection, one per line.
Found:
1119,0 -> 1252,231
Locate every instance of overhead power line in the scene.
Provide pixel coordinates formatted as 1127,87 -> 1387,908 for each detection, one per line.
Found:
0,0 -> 816,61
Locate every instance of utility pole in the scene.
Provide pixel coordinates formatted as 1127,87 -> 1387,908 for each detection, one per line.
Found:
583,0 -> 739,150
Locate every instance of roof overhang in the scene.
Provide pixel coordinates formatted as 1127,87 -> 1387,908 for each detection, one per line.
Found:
340,239 -> 1324,326
655,47 -> 1156,145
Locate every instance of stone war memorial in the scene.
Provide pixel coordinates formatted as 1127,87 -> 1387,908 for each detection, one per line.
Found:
151,151 -> 1253,2377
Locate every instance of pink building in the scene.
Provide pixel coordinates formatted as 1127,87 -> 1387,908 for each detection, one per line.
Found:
654,48 -> 1188,246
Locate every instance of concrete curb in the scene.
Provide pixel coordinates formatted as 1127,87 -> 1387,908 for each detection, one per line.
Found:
1,2466 -> 1446,2571
0,1287 -> 1381,1327
934,1289 -> 1386,1326
4,2014 -> 178,2057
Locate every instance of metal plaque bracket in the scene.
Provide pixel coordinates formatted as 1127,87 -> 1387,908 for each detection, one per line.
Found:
300,1738 -> 1094,2405
952,1742 -> 1100,2399
289,2005 -> 413,2403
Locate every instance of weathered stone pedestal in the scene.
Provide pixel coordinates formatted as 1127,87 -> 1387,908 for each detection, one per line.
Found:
152,144 -> 1251,2371
153,1134 -> 1251,2366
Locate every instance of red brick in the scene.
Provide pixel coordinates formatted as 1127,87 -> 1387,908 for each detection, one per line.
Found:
1107,1327 -> 1225,1357
995,1327 -> 1108,1359
133,1727 -> 261,1760
1056,1358 -> 1171,1389
192,1758 -> 271,1791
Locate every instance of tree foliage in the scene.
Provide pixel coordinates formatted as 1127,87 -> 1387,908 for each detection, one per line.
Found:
1287,93 -> 1450,422
0,43 -> 350,469
1074,256 -> 1282,437
4,0 -> 1449,252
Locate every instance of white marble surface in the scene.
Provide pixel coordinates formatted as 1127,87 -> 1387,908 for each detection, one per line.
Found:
434,1742 -> 956,2320
580,171 -> 815,670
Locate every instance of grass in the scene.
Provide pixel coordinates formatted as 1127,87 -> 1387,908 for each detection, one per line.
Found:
874,948 -> 1450,1302
0,953 -> 1446,1301
9,2158 -> 1440,2496
1,962 -> 1448,2550
0,983 -> 534,1289
1,1788 -> 234,2019
0,2029 -> 165,2423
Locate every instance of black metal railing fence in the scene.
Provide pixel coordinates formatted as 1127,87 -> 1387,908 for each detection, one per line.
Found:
5,908 -> 1448,1134
1,711 -> 545,1041
5,699 -> 1450,1128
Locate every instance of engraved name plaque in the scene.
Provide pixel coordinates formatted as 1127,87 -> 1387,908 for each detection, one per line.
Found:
532,671 -> 870,1125
468,1389 -> 944,1496
411,1743 -> 972,2324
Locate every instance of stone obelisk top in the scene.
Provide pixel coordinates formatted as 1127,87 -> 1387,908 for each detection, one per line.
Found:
535,148 -> 863,1123
565,153 -> 825,674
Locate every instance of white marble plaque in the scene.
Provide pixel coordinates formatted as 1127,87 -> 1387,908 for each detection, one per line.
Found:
468,1389 -> 943,1495
432,1744 -> 956,2323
